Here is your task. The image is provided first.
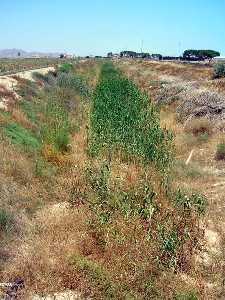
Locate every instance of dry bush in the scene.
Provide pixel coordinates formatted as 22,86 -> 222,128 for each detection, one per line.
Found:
184,118 -> 213,136
176,89 -> 225,122
41,144 -> 71,166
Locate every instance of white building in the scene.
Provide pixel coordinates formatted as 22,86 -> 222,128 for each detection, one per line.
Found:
212,56 -> 225,63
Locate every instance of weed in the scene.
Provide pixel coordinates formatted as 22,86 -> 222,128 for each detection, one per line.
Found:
157,225 -> 180,267
71,255 -> 117,299
0,209 -> 13,233
174,189 -> 207,215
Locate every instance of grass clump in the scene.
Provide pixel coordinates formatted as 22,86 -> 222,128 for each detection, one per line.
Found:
215,141 -> 225,160
99,61 -> 121,80
40,97 -> 70,153
56,72 -> 90,97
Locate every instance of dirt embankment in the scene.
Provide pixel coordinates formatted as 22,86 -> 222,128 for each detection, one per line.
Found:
0,67 -> 55,110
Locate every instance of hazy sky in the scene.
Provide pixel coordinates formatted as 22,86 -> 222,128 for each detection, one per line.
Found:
1,0 -> 225,56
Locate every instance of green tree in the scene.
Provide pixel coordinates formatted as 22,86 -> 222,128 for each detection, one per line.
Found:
183,49 -> 220,60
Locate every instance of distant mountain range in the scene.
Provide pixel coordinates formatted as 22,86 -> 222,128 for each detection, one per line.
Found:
0,49 -> 61,58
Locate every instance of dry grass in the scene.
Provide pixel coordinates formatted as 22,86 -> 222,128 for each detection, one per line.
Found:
184,118 -> 213,136
11,106 -> 34,130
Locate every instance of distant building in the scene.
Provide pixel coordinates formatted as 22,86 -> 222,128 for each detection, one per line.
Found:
212,56 -> 225,63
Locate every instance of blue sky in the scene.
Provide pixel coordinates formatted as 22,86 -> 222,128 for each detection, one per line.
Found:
1,0 -> 225,56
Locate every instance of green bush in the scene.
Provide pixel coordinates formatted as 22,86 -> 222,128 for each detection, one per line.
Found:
213,62 -> 225,79
90,64 -> 173,170
58,63 -> 73,73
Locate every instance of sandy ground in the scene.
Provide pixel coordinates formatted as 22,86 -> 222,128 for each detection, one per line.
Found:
0,66 -> 55,88
0,67 -> 55,110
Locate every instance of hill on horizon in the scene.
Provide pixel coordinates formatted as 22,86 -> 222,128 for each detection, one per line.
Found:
0,48 -> 61,58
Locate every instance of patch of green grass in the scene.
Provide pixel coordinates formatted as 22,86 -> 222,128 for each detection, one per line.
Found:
89,63 -> 173,170
58,63 -> 74,73
3,122 -> 40,152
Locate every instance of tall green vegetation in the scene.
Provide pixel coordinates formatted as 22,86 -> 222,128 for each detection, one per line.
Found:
90,62 -> 173,170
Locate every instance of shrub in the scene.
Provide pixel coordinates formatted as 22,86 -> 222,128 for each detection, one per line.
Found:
215,142 -> 225,160
58,63 -> 73,73
213,62 -> 225,79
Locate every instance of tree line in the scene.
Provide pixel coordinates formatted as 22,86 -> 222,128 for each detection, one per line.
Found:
107,49 -> 220,61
